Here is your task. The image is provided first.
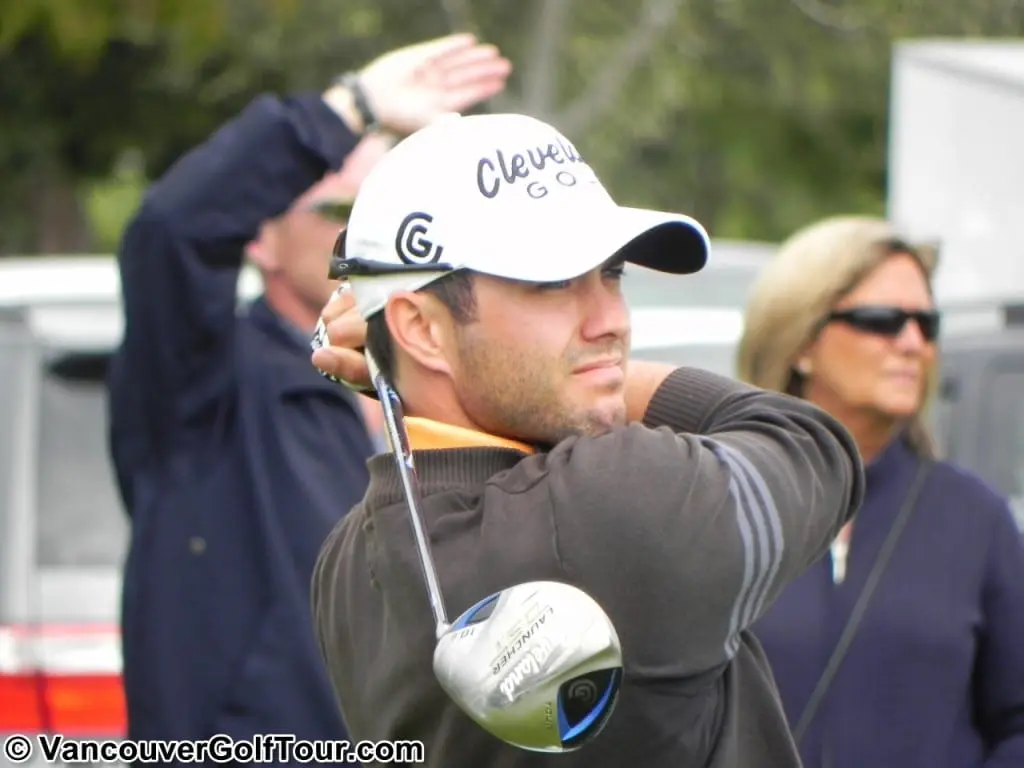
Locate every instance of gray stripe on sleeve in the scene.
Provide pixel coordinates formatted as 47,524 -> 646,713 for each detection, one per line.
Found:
704,439 -> 785,658
722,473 -> 757,658
720,444 -> 786,624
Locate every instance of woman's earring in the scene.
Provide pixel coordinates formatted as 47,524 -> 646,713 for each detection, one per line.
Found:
796,358 -> 812,376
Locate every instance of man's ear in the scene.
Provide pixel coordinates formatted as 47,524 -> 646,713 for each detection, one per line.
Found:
245,221 -> 281,272
384,291 -> 455,378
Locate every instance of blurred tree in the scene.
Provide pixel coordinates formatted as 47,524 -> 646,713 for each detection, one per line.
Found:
2,0 -> 1024,254
575,0 -> 1024,241
0,0 -> 295,253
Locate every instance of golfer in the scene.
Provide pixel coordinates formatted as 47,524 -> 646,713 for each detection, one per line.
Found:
309,113 -> 865,767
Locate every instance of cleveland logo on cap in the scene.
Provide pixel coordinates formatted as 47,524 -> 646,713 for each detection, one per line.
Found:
476,138 -> 586,201
395,211 -> 445,265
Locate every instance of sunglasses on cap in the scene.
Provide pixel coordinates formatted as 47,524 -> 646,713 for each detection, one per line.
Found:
303,199 -> 354,223
825,305 -> 941,342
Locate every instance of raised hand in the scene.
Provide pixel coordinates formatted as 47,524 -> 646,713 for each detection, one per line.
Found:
355,33 -> 512,135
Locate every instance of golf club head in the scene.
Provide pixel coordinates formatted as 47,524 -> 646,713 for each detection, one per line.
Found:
433,581 -> 622,752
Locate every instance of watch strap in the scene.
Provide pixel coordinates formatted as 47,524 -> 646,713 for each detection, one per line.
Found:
336,72 -> 380,133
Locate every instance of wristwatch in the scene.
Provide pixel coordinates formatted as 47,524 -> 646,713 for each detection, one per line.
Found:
336,72 -> 381,134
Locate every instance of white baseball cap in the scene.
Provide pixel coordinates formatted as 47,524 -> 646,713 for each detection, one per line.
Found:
331,113 -> 711,319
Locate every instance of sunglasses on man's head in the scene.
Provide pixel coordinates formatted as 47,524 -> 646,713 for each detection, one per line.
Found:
825,305 -> 941,342
304,199 -> 354,223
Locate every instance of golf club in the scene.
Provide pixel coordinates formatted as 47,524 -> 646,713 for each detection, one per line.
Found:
312,288 -> 624,752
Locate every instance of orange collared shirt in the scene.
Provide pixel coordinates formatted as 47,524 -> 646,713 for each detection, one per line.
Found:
403,416 -> 536,455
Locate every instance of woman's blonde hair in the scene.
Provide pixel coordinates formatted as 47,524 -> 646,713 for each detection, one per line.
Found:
736,215 -> 940,459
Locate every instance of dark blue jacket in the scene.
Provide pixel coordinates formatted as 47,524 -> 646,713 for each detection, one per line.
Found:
753,434 -> 1024,768
107,93 -> 374,761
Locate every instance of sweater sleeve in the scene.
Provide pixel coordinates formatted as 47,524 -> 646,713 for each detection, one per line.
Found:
976,496 -> 1024,767
549,366 -> 864,677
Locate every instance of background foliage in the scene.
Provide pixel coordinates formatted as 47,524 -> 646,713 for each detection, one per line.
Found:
2,0 -> 1023,254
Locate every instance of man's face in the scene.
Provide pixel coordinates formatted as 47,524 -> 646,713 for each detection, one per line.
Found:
251,135 -> 394,320
267,196 -> 353,311
447,259 -> 631,445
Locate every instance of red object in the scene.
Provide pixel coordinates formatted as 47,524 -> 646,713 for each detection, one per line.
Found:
0,624 -> 126,736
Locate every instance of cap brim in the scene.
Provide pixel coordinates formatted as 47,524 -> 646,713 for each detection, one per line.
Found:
474,205 -> 710,285
345,205 -> 710,318
609,207 -> 710,275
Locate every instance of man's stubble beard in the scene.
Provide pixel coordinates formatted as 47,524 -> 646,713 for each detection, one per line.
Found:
452,334 -> 626,446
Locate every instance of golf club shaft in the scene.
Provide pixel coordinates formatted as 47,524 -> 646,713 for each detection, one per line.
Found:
366,350 -> 451,637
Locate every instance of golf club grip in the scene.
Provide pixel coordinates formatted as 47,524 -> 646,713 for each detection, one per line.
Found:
352,345 -> 379,401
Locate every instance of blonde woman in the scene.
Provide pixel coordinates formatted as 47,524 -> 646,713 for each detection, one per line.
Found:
739,216 -> 1024,768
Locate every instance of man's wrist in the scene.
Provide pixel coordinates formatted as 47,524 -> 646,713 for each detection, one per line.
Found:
625,360 -> 677,423
322,83 -> 366,135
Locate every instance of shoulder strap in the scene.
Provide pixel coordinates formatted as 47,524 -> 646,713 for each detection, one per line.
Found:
792,458 -> 933,743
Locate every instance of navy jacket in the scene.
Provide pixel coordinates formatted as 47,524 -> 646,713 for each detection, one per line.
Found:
753,434 -> 1024,768
107,93 -> 374,760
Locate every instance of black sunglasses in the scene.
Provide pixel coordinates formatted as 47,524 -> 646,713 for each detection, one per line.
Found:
825,305 -> 941,342
304,199 -> 354,223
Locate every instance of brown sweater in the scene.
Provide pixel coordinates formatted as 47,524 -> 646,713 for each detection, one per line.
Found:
311,366 -> 865,767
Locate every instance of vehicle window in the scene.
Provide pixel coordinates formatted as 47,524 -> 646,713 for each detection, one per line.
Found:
35,350 -> 128,567
0,336 -> 22,529
624,265 -> 758,309
987,369 -> 1024,532
0,326 -> 30,610
928,369 -> 960,462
